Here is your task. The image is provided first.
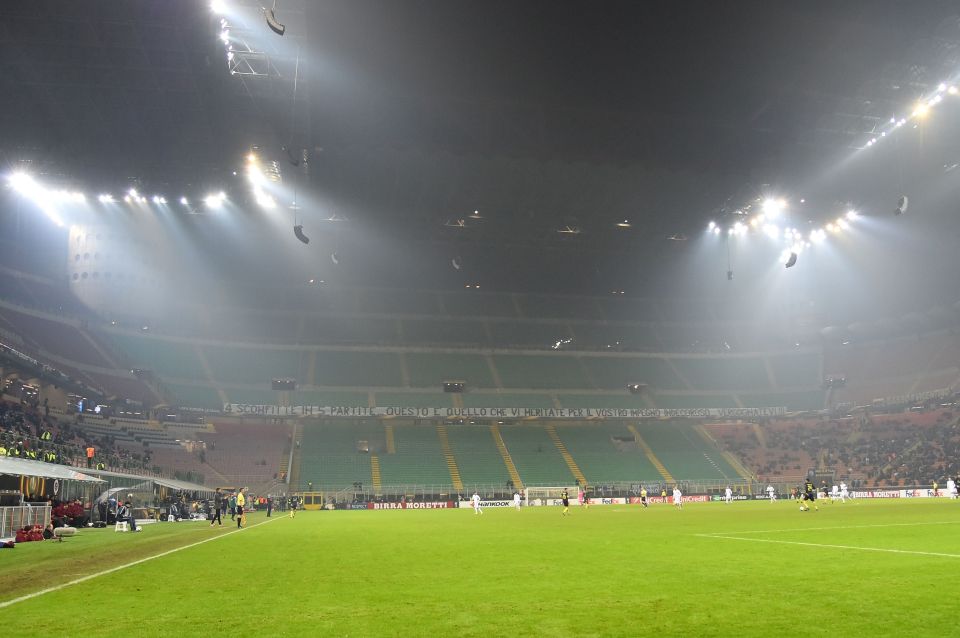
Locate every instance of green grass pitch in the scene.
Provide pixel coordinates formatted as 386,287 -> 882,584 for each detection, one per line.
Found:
2,499 -> 959,636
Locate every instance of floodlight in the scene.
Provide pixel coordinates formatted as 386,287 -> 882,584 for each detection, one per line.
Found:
761,198 -> 786,216
949,86 -> 959,96
846,210 -> 858,220
210,0 -> 227,13
707,221 -> 716,230
179,197 -> 189,206
9,172 -> 35,194
152,195 -> 162,204
913,103 -> 930,118
264,4 -> 285,35
293,224 -> 309,244
204,193 -> 224,209
98,194 -> 114,203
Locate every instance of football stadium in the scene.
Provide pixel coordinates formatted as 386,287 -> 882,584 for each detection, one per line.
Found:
2,1 -> 960,635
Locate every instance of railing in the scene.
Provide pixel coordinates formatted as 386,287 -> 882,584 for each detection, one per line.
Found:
0,505 -> 52,540
298,478 -> 762,503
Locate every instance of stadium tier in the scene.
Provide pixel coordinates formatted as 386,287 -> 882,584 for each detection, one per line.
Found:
405,352 -> 496,388
203,346 -> 306,385
105,333 -> 206,380
632,422 -> 740,481
670,356 -> 771,392
551,423 -> 662,482
0,306 -> 112,368
498,426 -> 577,485
491,354 -> 592,389
1,275 -> 958,416
377,425 -> 451,485
445,425 -> 511,485
313,351 -> 404,387
297,421 -> 375,490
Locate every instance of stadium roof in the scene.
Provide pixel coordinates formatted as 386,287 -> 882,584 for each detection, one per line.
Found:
0,457 -> 105,483
2,1 -> 960,304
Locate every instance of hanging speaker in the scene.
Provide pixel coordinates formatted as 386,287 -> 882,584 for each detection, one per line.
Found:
895,195 -> 908,215
785,252 -> 798,268
283,146 -> 300,166
451,257 -> 462,271
330,252 -> 340,265
293,225 -> 310,244
265,7 -> 286,35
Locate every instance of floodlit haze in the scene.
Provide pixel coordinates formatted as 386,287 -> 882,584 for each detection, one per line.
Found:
1,0 -> 959,338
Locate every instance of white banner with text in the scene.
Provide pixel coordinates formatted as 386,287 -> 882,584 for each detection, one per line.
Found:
223,404 -> 787,419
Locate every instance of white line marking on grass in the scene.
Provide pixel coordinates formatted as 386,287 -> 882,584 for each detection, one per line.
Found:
0,516 -> 282,609
698,520 -> 960,536
698,534 -> 960,559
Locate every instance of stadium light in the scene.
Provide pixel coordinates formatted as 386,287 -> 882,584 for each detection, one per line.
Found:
8,172 -> 35,194
913,102 -> 930,118
7,173 -> 65,227
762,198 -> 786,217
204,192 -> 226,209
179,197 -> 189,206
210,0 -> 227,13
98,194 -> 114,203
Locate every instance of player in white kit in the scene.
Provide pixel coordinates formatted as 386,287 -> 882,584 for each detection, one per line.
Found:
839,482 -> 849,503
766,485 -> 776,502
673,486 -> 683,509
830,485 -> 839,503
948,477 -> 958,499
471,492 -> 483,514
513,491 -> 522,510
724,486 -> 733,504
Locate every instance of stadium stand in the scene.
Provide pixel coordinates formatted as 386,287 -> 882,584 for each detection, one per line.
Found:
378,425 -> 451,486
552,424 -> 661,482
492,354 -> 592,389
202,346 -> 306,386
103,332 -> 206,380
445,426 -> 511,486
499,426 -> 577,485
405,352 -> 496,388
313,351 -> 404,387
297,421 -> 375,489
632,422 -> 739,480
198,421 -> 290,487
671,356 -> 771,392
0,307 -> 111,367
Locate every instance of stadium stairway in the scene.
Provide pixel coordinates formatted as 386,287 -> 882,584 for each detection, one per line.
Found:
490,424 -> 524,489
627,424 -> 675,483
544,425 -> 587,486
436,424 -> 464,491
385,424 -> 396,454
277,422 -> 297,484
694,423 -> 755,482
371,454 -> 382,493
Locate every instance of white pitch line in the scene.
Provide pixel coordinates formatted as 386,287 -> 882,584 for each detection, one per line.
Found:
0,516 -> 282,609
699,534 -> 960,559
697,520 -> 960,536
